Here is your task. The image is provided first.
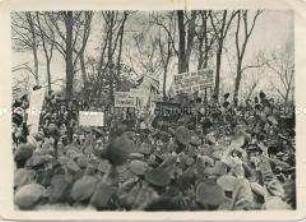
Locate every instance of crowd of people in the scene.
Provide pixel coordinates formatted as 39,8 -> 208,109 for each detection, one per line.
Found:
12,88 -> 296,211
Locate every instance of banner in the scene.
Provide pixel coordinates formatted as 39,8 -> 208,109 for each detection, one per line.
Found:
79,111 -> 104,126
114,92 -> 137,108
27,88 -> 45,135
129,88 -> 148,107
173,69 -> 214,94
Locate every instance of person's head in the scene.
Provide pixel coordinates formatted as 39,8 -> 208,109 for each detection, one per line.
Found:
232,149 -> 243,158
79,134 -> 86,143
21,99 -> 29,109
33,85 -> 42,91
248,147 -> 262,163
72,133 -> 78,142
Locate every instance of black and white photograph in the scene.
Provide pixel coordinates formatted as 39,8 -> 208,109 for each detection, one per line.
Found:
10,9 -> 296,212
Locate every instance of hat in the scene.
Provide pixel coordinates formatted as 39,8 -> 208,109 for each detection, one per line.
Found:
246,144 -> 263,154
129,152 -> 145,160
93,128 -> 103,137
105,134 -> 134,166
129,160 -> 148,176
259,90 -> 266,99
14,168 -> 35,189
145,167 -> 173,187
223,93 -> 230,100
196,180 -> 225,209
267,180 -> 285,198
14,143 -> 35,166
97,160 -> 111,173
175,126 -> 192,145
48,174 -> 70,203
139,142 -> 152,155
190,134 -> 201,147
70,175 -> 98,202
90,180 -> 118,210
14,183 -> 45,210
217,175 -> 238,192
76,155 -> 89,169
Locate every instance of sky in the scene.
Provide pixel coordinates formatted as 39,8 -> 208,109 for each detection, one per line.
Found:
12,10 -> 294,97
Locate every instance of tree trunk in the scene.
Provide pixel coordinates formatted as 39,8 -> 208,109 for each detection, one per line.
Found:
233,10 -> 262,104
285,87 -> 290,104
211,10 -> 229,100
197,11 -> 207,70
234,60 -> 242,103
79,54 -> 87,88
64,11 -> 74,100
35,12 -> 52,94
214,40 -> 223,99
32,46 -> 39,85
107,12 -> 114,101
26,12 -> 39,85
246,81 -> 257,100
177,10 -> 188,74
203,18 -> 209,69
186,11 -> 196,70
46,58 -> 52,93
116,12 -> 127,90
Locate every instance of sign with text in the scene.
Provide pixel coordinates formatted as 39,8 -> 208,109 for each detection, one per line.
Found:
154,101 -> 195,117
114,92 -> 137,108
27,88 -> 45,135
79,111 -> 104,126
154,101 -> 182,117
173,69 -> 214,94
129,88 -> 148,107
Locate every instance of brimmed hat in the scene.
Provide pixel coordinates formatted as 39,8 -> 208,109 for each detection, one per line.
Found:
217,175 -> 238,192
196,180 -> 225,209
175,126 -> 192,145
14,143 -> 35,164
129,160 -> 148,176
70,175 -> 98,202
14,183 -> 45,210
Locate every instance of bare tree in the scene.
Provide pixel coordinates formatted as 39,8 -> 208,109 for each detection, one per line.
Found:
157,30 -> 173,98
35,12 -> 55,93
11,12 -> 40,85
265,43 -> 294,103
196,11 -> 216,70
177,10 -> 197,74
81,11 -> 130,100
209,10 -> 238,99
62,11 -> 74,100
76,12 -> 93,89
31,11 -> 94,99
150,12 -> 177,98
233,10 -> 263,104
12,63 -> 34,96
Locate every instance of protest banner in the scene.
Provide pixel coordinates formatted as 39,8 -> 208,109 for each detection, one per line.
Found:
154,101 -> 194,118
27,88 -> 45,135
114,92 -> 137,108
79,111 -> 104,126
172,69 -> 214,94
129,88 -> 148,107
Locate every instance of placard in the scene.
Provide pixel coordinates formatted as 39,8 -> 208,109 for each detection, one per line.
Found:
79,111 -> 104,126
27,88 -> 45,135
173,69 -> 214,94
114,92 -> 137,107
